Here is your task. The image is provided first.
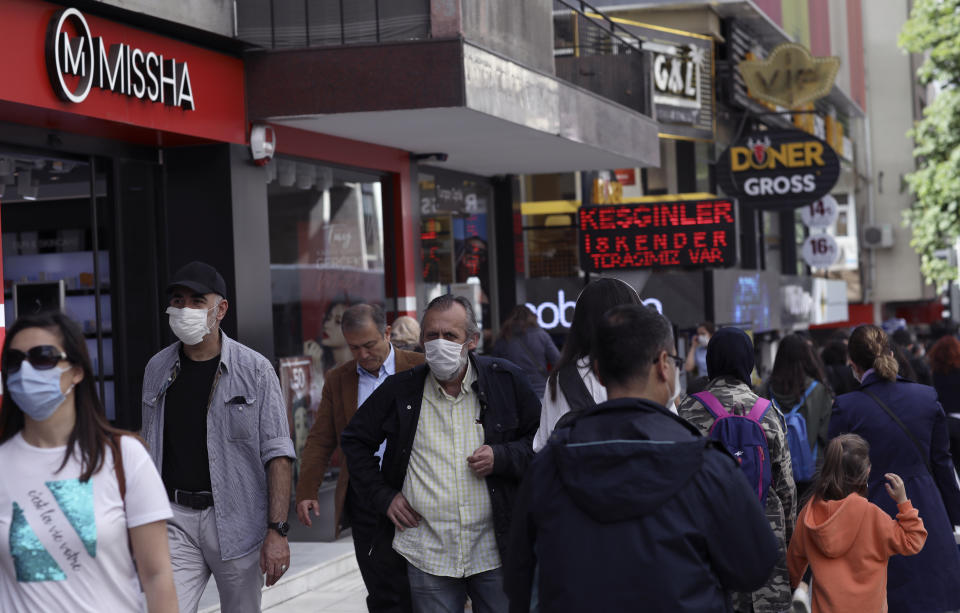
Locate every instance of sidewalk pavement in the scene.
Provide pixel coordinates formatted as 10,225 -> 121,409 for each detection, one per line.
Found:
197,538 -> 369,612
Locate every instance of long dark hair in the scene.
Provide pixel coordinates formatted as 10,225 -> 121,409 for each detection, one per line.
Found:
769,333 -> 828,397
812,434 -> 871,501
0,312 -> 127,482
548,278 -> 641,400
498,305 -> 538,341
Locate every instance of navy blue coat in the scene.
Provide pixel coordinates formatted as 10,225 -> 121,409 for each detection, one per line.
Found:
830,373 -> 960,613
505,398 -> 779,613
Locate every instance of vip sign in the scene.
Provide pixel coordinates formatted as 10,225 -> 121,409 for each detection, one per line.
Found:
45,8 -> 195,110
716,129 -> 840,209
738,43 -> 839,109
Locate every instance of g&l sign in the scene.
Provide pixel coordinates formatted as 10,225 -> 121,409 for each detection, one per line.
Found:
45,8 -> 195,110
578,198 -> 737,271
715,129 -> 840,209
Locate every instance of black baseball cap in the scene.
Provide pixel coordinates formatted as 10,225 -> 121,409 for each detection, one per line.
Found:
167,261 -> 227,298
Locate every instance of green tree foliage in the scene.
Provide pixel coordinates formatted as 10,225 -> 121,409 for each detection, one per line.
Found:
899,0 -> 960,285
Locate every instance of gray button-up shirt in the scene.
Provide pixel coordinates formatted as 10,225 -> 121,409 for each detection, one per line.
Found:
140,332 -> 295,560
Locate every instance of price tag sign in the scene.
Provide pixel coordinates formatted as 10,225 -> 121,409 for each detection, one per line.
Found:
802,234 -> 839,268
800,194 -> 839,228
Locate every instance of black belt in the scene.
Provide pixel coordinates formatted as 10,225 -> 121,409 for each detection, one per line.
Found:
169,489 -> 215,510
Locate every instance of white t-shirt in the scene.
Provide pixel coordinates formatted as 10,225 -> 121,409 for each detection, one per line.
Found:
0,432 -> 172,612
533,359 -> 608,452
532,358 -> 681,452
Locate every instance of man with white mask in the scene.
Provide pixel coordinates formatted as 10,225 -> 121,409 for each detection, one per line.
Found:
341,294 -> 541,613
140,261 -> 296,613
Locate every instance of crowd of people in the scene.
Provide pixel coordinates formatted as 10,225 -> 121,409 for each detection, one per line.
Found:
1,266 -> 960,613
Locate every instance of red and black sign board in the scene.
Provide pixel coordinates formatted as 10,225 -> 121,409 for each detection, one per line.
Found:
578,198 -> 737,271
716,129 -> 840,209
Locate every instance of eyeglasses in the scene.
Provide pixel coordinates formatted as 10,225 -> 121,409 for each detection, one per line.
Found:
5,345 -> 69,373
653,352 -> 684,369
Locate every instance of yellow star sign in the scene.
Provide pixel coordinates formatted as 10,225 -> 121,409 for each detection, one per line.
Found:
738,43 -> 840,109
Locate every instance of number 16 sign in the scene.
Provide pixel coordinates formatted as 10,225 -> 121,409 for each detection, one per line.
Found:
802,233 -> 840,268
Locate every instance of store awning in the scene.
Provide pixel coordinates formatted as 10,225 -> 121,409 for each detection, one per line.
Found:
246,39 -> 661,176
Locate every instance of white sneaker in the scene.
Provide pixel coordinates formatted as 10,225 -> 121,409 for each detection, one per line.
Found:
792,585 -> 811,613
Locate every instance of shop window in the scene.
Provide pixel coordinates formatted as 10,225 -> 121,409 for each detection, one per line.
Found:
266,158 -> 385,480
417,171 -> 493,330
0,152 -> 115,418
237,0 -> 430,48
524,214 -> 579,278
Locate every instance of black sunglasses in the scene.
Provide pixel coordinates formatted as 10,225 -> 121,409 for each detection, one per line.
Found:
5,345 -> 69,374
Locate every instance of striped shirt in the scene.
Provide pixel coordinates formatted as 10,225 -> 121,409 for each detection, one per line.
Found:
393,363 -> 501,577
140,332 -> 295,560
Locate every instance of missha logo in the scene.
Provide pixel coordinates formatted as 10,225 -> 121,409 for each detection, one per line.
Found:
45,8 -> 195,110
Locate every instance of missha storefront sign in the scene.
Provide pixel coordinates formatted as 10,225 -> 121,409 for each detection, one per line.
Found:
45,8 -> 195,110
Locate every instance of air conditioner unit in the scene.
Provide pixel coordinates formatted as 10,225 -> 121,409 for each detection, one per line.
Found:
863,224 -> 894,249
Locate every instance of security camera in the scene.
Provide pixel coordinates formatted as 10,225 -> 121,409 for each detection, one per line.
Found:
250,124 -> 276,166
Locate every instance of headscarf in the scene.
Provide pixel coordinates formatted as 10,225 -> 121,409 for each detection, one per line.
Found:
706,327 -> 754,385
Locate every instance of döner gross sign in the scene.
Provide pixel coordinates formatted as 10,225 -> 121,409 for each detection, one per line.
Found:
45,8 -> 195,110
716,129 -> 839,209
579,198 -> 736,271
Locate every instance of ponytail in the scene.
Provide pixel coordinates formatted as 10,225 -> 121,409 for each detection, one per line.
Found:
812,434 -> 871,501
849,325 -> 898,382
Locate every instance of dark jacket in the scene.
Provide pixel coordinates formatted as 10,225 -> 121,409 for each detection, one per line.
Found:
830,373 -> 960,613
491,327 -> 560,399
505,398 -> 779,613
340,353 -> 541,560
932,369 -> 960,473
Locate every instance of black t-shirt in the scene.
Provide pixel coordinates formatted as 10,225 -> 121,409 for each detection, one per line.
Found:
161,350 -> 220,493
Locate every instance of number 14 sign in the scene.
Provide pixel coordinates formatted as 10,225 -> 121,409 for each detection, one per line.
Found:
800,195 -> 839,228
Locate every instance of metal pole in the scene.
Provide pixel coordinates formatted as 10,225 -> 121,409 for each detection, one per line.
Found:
89,157 -> 106,405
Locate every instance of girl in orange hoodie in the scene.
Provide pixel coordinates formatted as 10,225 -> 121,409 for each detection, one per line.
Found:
787,434 -> 927,612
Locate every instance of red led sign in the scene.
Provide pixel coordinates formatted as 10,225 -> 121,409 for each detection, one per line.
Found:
578,198 -> 737,271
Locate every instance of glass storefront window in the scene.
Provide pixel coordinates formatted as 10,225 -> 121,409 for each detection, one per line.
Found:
0,151 -> 115,419
266,157 -> 386,478
417,171 -> 494,331
524,214 -> 578,278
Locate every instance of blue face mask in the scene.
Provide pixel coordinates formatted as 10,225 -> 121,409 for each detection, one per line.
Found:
7,362 -> 73,422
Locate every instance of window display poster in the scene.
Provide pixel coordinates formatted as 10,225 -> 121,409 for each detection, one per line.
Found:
279,357 -> 312,483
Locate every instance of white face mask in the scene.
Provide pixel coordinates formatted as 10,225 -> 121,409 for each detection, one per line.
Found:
424,338 -> 468,381
166,302 -> 219,346
697,334 -> 709,345
667,362 -> 682,408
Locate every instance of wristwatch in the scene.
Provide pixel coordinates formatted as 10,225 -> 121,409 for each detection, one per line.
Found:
268,521 -> 289,537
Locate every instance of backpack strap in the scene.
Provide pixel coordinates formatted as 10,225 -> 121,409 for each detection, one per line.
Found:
557,362 -> 596,413
692,391 -> 729,419
789,381 -> 819,414
747,398 -> 771,422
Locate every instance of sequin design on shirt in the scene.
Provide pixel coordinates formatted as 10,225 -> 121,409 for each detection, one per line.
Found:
9,502 -> 66,582
46,479 -> 96,558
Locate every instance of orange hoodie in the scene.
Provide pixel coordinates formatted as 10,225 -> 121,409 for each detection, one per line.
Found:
787,494 -> 927,613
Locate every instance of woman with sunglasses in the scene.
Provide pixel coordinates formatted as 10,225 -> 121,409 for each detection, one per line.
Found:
0,312 -> 177,612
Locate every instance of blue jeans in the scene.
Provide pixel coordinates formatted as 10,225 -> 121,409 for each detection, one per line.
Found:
407,565 -> 508,613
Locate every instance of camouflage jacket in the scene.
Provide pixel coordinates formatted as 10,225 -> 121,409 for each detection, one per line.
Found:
678,376 -> 797,613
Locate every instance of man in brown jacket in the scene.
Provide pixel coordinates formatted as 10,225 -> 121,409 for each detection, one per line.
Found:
296,303 -> 423,613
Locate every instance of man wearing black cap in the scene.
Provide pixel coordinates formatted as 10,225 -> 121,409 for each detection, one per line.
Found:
140,261 -> 296,613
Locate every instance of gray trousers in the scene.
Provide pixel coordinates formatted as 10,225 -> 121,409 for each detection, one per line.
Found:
168,503 -> 264,613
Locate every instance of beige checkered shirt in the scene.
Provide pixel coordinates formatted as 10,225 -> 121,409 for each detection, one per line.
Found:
392,363 -> 501,577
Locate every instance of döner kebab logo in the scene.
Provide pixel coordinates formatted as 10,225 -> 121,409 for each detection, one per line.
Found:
45,8 -> 195,110
716,129 -> 839,209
